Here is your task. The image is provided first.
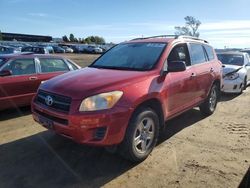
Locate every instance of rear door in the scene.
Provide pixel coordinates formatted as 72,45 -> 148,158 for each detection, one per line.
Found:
0,58 -> 39,108
188,43 -> 214,101
36,57 -> 70,84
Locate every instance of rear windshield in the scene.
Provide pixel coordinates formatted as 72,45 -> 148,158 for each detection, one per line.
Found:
217,54 -> 244,66
90,42 -> 167,71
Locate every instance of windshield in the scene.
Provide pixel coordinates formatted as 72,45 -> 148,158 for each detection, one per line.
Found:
217,54 -> 244,66
0,58 -> 7,67
90,42 -> 166,71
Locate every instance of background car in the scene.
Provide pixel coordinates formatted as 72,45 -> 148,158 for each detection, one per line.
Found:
86,45 -> 103,54
240,49 -> 250,56
0,45 -> 20,54
217,52 -> 250,93
61,46 -> 74,53
52,46 -> 65,53
0,53 -> 81,111
21,46 -> 49,54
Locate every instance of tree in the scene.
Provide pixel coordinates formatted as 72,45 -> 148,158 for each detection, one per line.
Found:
62,35 -> 69,42
69,33 -> 75,42
84,36 -> 105,44
175,16 -> 201,37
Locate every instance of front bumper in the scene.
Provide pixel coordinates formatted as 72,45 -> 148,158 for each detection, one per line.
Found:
221,77 -> 243,93
32,101 -> 133,146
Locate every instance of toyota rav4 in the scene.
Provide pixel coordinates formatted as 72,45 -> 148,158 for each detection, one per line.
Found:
32,35 -> 222,162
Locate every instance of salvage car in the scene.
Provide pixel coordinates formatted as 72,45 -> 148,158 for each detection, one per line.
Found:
21,46 -> 49,54
217,52 -> 250,94
0,45 -> 20,54
0,53 -> 80,111
32,35 -> 222,162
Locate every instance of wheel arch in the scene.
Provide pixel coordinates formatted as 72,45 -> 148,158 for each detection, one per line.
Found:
130,98 -> 165,129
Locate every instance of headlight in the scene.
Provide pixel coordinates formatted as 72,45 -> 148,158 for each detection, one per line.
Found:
224,72 -> 239,80
79,91 -> 123,112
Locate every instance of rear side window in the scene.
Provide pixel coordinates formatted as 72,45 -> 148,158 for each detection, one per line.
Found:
204,45 -> 215,60
189,43 -> 206,65
39,58 -> 69,73
2,58 -> 36,75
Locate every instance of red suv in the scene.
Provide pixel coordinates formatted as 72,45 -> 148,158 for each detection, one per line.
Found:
32,36 -> 222,162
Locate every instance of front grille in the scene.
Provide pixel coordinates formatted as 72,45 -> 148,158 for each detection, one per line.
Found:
35,109 -> 68,125
35,90 -> 71,112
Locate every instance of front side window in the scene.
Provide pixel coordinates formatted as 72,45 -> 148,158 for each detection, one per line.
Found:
90,42 -> 167,71
217,54 -> 244,66
168,43 -> 191,66
2,58 -> 36,75
189,43 -> 207,65
39,58 -> 70,73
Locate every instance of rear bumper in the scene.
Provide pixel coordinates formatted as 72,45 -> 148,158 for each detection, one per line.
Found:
32,102 -> 133,146
221,78 -> 243,93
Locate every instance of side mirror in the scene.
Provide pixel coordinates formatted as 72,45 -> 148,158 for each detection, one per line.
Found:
0,70 -> 12,77
167,61 -> 186,72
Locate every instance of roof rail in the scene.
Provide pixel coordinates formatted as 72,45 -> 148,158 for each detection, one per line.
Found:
18,52 -> 35,55
131,35 -> 178,41
131,35 -> 208,43
177,35 -> 208,43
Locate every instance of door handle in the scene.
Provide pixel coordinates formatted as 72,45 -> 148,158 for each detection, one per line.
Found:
190,73 -> 196,78
29,76 -> 38,80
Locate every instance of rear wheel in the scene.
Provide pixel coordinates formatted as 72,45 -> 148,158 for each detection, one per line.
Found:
199,84 -> 219,116
119,107 -> 159,162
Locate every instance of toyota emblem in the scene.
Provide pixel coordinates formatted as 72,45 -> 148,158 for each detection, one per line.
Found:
45,95 -> 53,106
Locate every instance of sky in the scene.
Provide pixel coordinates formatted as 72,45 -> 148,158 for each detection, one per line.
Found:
1,0 -> 250,48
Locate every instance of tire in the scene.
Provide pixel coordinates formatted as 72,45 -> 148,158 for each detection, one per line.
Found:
119,107 -> 159,162
243,77 -> 247,90
199,84 -> 219,116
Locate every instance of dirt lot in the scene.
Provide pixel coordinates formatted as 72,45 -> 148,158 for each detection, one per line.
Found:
57,53 -> 100,67
0,54 -> 249,188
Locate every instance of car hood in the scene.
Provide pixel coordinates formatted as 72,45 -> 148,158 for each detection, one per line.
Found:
40,67 -> 153,100
222,64 -> 243,76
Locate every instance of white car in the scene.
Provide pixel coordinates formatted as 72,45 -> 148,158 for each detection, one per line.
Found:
217,52 -> 250,94
62,46 -> 74,53
86,45 -> 103,54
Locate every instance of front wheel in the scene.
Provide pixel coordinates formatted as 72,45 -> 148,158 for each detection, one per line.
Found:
199,84 -> 219,116
119,107 -> 159,162
243,77 -> 247,90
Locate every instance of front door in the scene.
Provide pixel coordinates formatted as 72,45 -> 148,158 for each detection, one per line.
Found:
163,43 -> 199,118
0,58 -> 38,109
